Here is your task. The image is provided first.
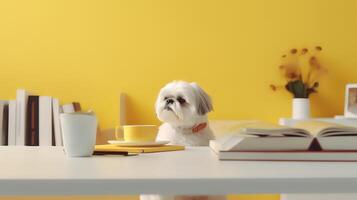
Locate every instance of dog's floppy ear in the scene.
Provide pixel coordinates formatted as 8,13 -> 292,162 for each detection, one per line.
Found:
190,82 -> 213,115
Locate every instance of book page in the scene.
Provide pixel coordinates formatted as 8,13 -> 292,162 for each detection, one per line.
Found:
210,120 -> 310,137
210,120 -> 273,136
293,121 -> 357,137
293,121 -> 333,136
240,121 -> 310,137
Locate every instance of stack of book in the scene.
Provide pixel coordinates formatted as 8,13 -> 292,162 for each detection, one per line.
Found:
210,121 -> 357,161
0,89 -> 82,146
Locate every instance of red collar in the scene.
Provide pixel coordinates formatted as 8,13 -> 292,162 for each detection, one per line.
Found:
192,123 -> 207,133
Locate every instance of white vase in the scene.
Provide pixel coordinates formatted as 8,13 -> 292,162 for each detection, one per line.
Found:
292,98 -> 310,119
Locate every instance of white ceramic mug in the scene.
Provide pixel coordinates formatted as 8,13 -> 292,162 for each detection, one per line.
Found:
60,112 -> 97,157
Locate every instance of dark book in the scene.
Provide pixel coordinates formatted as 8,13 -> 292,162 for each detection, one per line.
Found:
3,104 -> 8,145
0,101 -> 9,145
52,121 -> 55,146
26,96 -> 39,146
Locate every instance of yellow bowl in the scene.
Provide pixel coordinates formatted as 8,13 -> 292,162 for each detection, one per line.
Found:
122,125 -> 158,142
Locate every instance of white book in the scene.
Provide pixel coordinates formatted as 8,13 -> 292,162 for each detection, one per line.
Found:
61,103 -> 75,113
8,100 -> 16,145
39,96 -> 53,146
209,120 -> 357,161
16,89 -> 29,146
210,142 -> 357,161
52,98 -> 62,146
0,101 -> 9,145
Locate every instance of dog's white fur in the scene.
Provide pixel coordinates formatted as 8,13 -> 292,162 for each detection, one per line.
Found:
155,81 -> 215,145
140,81 -> 226,200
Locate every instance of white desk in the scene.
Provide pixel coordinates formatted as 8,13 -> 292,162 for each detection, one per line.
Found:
1,146 -> 357,196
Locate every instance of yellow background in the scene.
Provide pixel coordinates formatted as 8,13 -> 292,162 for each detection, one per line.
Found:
1,0 -> 356,199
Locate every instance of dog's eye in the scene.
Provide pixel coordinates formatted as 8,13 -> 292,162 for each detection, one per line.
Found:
164,97 -> 168,100
177,97 -> 186,104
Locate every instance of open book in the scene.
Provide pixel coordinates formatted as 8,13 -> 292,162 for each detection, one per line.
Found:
210,121 -> 357,161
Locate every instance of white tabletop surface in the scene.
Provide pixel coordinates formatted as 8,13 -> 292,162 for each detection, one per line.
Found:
1,146 -> 357,195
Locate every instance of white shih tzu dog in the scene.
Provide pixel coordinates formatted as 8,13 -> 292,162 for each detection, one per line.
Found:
155,81 -> 215,146
140,81 -> 225,200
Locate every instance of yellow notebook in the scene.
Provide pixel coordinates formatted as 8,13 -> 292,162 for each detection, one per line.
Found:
95,144 -> 185,154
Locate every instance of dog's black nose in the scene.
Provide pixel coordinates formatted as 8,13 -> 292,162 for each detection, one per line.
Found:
166,99 -> 174,104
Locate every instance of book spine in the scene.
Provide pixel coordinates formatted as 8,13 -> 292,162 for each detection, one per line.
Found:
3,103 -> 9,146
26,96 -> 39,146
39,96 -> 52,146
16,89 -> 28,146
52,98 -> 63,146
8,100 -> 16,145
0,101 -> 7,145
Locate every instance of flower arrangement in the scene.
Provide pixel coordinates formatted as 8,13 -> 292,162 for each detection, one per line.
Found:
270,46 -> 328,98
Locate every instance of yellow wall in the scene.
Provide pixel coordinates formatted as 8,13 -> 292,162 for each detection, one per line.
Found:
1,0 -> 356,200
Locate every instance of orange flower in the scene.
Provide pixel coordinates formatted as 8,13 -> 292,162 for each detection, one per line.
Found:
286,71 -> 300,80
290,48 -> 298,54
270,84 -> 277,91
309,56 -> 322,70
306,56 -> 327,86
270,84 -> 284,91
301,48 -> 308,55
280,63 -> 301,81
